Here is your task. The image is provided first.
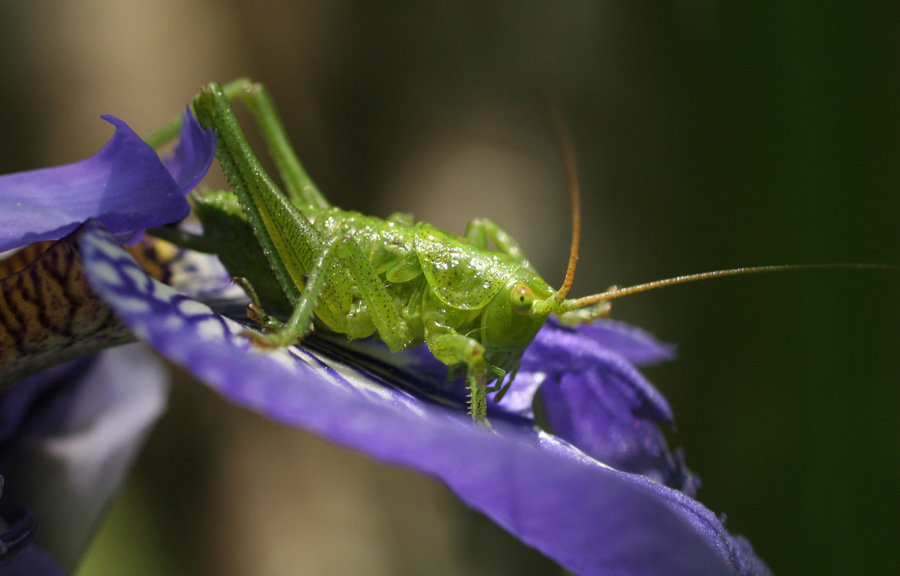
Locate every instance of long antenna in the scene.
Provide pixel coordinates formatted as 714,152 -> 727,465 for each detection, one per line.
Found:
548,100 -> 580,302
566,263 -> 899,309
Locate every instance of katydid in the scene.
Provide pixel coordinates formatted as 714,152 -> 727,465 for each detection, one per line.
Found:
147,79 -> 890,426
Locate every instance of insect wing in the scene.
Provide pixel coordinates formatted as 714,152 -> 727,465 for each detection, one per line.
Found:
414,223 -> 511,310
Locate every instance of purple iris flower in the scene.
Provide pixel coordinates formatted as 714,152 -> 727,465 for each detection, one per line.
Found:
0,107 -> 771,575
0,110 -> 210,574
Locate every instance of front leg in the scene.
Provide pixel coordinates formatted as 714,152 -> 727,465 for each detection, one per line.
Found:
423,307 -> 490,427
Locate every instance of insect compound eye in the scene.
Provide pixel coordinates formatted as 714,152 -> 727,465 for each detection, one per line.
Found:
510,283 -> 535,314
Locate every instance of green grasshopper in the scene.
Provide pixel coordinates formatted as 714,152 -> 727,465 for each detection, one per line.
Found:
147,79 -> 882,426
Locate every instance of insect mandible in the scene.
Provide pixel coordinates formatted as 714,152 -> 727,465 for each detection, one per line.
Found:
146,79 -> 888,427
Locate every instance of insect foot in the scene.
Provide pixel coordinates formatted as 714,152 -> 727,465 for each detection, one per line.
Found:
467,373 -> 493,430
466,358 -> 492,429
238,323 -> 315,349
239,328 -> 282,349
228,276 -> 284,337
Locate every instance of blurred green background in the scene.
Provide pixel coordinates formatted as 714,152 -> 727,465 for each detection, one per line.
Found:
2,2 -> 899,575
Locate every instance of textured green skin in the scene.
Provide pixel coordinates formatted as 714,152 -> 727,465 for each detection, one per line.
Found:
194,190 -> 555,387
188,80 -> 582,422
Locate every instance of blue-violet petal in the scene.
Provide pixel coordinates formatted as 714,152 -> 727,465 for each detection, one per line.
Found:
164,106 -> 217,194
0,346 -> 168,571
78,220 -> 770,576
0,113 -> 214,253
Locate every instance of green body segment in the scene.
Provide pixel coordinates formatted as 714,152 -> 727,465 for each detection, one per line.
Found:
193,189 -> 551,368
177,80 -> 597,425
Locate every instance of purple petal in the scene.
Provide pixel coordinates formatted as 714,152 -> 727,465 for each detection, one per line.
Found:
0,345 -> 168,571
0,545 -> 67,576
163,107 -> 217,194
79,221 -> 770,576
571,319 -> 676,365
0,477 -> 67,575
0,362 -> 85,446
0,500 -> 37,559
541,367 -> 695,493
0,113 -> 214,253
526,322 -> 674,423
523,323 -> 694,491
